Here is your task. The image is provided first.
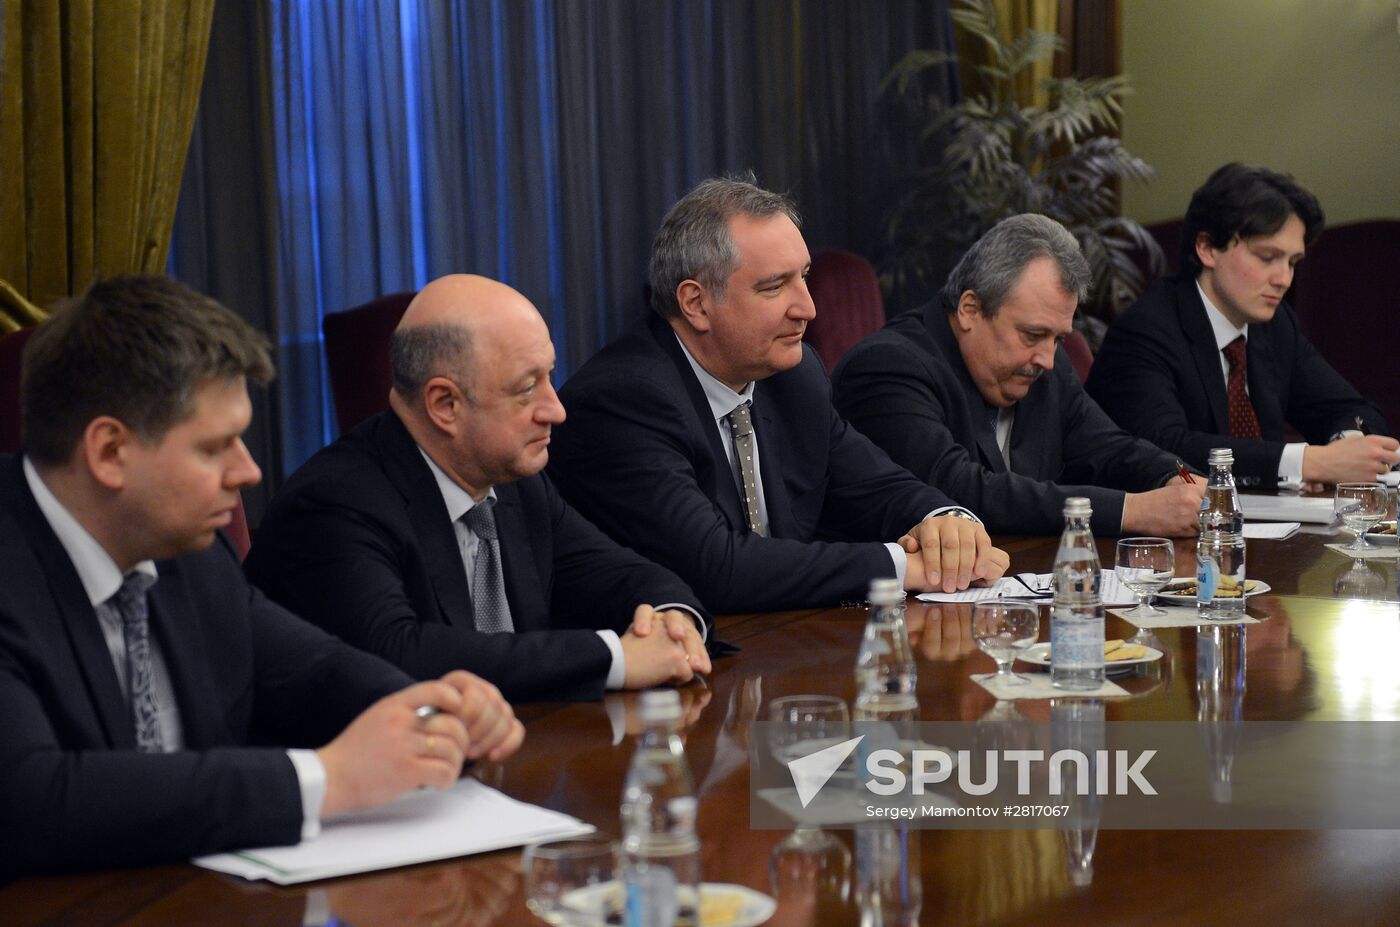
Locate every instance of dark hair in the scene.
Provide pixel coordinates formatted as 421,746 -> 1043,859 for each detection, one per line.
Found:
940,214 -> 1090,317
1179,163 -> 1324,278
21,275 -> 273,464
648,174 -> 801,319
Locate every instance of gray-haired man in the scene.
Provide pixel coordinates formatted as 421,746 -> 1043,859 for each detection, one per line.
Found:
834,214 -> 1204,537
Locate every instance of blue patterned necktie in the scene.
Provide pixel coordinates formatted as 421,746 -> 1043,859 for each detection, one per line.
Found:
462,503 -> 514,634
110,572 -> 163,752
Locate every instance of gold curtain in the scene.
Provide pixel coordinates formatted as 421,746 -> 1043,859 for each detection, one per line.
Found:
0,0 -> 214,330
955,0 -> 1060,110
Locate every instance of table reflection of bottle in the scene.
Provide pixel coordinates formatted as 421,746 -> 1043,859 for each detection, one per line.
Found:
1196,624 -> 1246,803
856,825 -> 921,927
1051,698 -> 1103,887
770,828 -> 853,925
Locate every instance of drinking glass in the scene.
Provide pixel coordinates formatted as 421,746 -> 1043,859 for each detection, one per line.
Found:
523,834 -> 618,926
1335,482 -> 1388,552
768,695 -> 850,767
1114,537 -> 1175,619
971,599 -> 1039,686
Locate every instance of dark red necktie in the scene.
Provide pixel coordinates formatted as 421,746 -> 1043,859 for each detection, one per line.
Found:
1222,336 -> 1261,439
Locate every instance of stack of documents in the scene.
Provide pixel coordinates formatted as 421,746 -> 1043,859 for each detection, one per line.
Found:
917,571 -> 1137,605
195,778 -> 593,884
1239,494 -> 1334,524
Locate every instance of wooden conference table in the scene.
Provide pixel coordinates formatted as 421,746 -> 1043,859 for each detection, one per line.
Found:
6,526 -> 1400,926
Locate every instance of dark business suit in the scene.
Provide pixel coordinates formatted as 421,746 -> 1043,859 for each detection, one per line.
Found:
245,410 -> 707,703
0,455 -> 411,876
548,313 -> 961,613
1086,277 -> 1389,488
832,303 -> 1179,536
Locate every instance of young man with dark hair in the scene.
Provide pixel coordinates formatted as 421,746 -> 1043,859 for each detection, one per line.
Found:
1087,163 -> 1397,488
1,275 -> 522,876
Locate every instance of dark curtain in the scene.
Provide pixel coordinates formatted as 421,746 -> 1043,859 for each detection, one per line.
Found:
170,0 -> 956,504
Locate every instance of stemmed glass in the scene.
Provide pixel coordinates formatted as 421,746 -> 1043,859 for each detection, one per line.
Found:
1335,482 -> 1388,552
768,696 -> 850,855
971,599 -> 1040,687
1114,537 -> 1175,619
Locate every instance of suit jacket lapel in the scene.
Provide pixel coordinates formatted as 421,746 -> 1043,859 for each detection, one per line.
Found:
649,315 -> 749,529
1179,280 -> 1231,434
749,388 -> 793,536
492,483 -> 546,631
929,308 -> 1005,472
9,458 -> 132,747
377,413 -> 476,629
1245,328 -> 1283,437
148,560 -> 227,747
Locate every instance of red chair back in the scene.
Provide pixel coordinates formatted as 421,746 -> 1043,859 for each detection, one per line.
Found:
1062,329 -> 1094,383
322,291 -> 416,432
804,249 -> 885,372
1290,219 -> 1400,431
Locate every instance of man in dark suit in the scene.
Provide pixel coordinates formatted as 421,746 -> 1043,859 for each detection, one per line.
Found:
0,276 -> 522,876
548,177 -> 1009,613
245,274 -> 711,703
1087,163 -> 1397,489
832,214 -> 1204,537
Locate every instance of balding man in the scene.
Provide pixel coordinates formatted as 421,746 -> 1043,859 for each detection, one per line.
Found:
245,275 -> 711,703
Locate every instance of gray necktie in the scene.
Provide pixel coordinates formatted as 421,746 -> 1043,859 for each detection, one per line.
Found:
726,401 -> 766,536
462,503 -> 515,633
110,572 -> 163,753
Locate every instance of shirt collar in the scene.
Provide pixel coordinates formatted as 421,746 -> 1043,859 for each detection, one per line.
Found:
1196,280 -> 1247,352
674,333 -> 756,421
417,447 -> 496,522
22,456 -> 158,607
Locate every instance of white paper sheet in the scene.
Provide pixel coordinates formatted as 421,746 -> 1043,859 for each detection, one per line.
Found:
1243,521 -> 1300,539
194,778 -> 593,885
1239,494 -> 1335,524
917,571 -> 1137,605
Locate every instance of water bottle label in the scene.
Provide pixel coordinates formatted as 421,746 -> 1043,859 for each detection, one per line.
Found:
1050,617 -> 1102,669
1196,555 -> 1218,603
626,864 -> 679,927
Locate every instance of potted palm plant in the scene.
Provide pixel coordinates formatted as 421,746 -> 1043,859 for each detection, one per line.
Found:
882,0 -> 1163,330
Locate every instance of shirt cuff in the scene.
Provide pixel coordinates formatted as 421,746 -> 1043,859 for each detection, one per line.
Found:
287,748 -> 327,842
653,602 -> 708,642
885,543 -> 907,586
597,629 -> 626,690
1278,442 -> 1306,485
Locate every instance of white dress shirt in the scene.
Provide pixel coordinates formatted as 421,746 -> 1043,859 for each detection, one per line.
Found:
1197,282 -> 1306,484
23,457 -> 326,840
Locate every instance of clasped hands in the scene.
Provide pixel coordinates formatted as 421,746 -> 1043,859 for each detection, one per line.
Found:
621,604 -> 712,688
898,514 -> 1009,593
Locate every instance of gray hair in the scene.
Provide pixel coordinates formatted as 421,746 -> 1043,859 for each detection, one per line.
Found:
648,175 -> 802,319
389,323 -> 475,401
940,214 -> 1090,318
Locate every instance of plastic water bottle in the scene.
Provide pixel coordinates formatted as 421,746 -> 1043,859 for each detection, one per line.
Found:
854,578 -> 918,724
1196,448 -> 1246,620
622,690 -> 701,927
1051,497 -> 1106,690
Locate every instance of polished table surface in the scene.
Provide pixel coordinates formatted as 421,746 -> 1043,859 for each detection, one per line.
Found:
7,526 -> 1400,926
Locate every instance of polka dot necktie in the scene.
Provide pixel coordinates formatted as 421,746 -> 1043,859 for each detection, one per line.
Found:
462,502 -> 515,633
726,401 -> 766,536
1222,336 -> 1261,439
110,571 -> 163,753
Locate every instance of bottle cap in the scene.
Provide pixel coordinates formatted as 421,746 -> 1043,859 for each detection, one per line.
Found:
1208,448 -> 1234,466
638,690 -> 682,723
867,577 -> 905,606
1062,497 -> 1092,518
